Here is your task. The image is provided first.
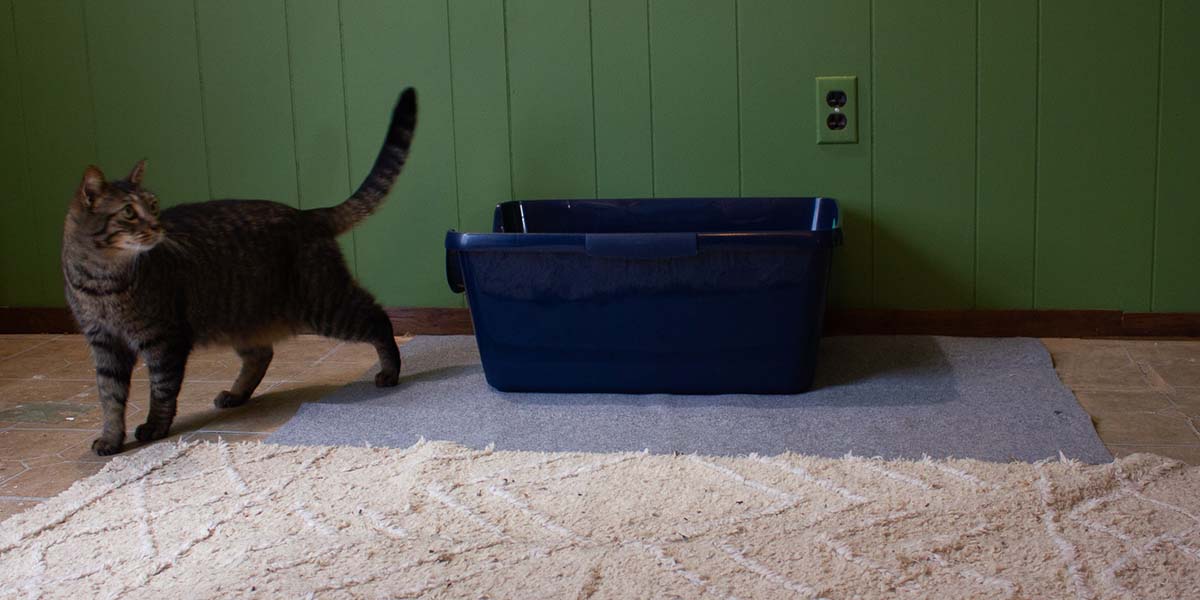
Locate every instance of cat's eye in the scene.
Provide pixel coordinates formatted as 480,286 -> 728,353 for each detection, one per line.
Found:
121,205 -> 136,219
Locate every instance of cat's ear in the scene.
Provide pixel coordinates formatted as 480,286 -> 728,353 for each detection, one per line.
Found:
75,166 -> 105,209
127,159 -> 146,185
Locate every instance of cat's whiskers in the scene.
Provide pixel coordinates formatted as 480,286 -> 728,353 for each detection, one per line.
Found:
156,235 -> 184,255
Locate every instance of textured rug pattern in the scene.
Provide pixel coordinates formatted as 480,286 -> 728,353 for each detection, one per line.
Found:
1,441 -> 1197,599
268,335 -> 1111,463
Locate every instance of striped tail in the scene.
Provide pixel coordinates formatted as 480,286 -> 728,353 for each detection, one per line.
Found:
313,87 -> 417,235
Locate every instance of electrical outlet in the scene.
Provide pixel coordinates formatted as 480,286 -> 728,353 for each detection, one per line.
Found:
816,76 -> 857,144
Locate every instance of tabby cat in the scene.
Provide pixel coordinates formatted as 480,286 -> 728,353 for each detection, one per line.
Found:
62,88 -> 417,455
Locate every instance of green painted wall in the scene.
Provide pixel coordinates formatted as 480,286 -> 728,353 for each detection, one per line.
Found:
1,0 -> 1197,311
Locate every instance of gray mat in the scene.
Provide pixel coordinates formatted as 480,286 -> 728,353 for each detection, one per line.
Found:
267,336 -> 1112,463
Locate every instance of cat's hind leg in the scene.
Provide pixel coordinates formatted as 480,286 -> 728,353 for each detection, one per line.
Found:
214,345 -> 274,408
308,285 -> 400,387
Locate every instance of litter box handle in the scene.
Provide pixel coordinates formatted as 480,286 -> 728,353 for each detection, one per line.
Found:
584,233 -> 698,260
446,248 -> 466,293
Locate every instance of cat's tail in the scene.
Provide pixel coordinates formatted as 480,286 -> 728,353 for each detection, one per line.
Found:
312,87 -> 417,235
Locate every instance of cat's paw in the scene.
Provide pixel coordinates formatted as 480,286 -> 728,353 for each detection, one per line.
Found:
213,391 -> 248,409
91,437 -> 124,456
134,422 -> 171,443
375,370 -> 399,387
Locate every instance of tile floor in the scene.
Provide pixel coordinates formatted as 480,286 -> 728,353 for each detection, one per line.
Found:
0,334 -> 392,521
1,334 -> 1198,520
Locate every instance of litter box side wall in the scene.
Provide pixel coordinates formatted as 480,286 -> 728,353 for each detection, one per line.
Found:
453,245 -> 834,394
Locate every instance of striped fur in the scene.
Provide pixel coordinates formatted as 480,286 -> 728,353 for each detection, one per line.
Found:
310,88 -> 416,235
62,88 -> 417,456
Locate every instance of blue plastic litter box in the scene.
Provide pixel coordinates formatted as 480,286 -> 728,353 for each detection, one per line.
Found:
444,197 -> 842,394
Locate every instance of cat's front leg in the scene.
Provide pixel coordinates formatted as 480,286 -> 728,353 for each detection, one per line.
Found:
135,340 -> 191,443
85,326 -> 137,455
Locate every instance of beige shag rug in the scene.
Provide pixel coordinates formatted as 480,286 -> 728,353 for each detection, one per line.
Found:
1,442 -> 1198,599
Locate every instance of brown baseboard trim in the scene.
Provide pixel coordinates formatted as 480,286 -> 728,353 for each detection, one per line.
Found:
0,307 -> 79,334
826,309 -> 1200,338
823,309 -> 1128,337
0,307 -> 477,336
1119,312 -> 1200,337
3,306 -> 1198,338
385,307 -> 474,335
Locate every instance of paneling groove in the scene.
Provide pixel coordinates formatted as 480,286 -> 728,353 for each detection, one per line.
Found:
1,0 -> 1194,312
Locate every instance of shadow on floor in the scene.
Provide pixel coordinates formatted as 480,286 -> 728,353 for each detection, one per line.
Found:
145,384 -> 342,447
306,336 -> 956,409
812,335 -> 952,388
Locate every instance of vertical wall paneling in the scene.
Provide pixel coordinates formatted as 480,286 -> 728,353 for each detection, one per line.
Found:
285,0 -> 355,271
591,0 -> 653,198
448,0 -> 512,232
340,0 -> 459,307
0,0 -> 38,305
649,0 -> 738,197
86,0 -> 208,209
12,0 -> 97,306
872,0 -> 977,309
4,2 -> 1200,313
737,0 -> 872,307
1036,0 -> 1160,310
505,0 -> 595,199
975,0 -> 1037,308
196,0 -> 299,206
1151,0 -> 1200,311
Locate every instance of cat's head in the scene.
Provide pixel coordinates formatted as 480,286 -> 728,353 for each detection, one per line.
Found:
66,161 -> 164,255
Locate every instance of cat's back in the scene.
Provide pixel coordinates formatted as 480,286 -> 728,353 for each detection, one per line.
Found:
155,198 -> 331,281
159,198 -> 332,255
147,198 -> 342,338
162,199 -> 303,235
